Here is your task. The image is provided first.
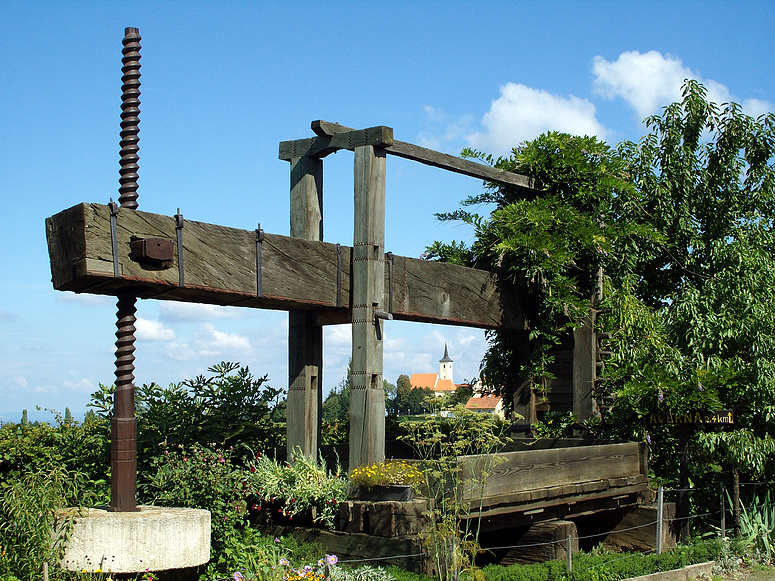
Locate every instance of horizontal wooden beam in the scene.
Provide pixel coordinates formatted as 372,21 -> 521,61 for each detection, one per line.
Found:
278,126 -> 394,160
306,120 -> 537,192
46,203 -> 527,331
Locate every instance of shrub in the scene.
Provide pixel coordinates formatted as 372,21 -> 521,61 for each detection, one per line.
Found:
0,467 -> 97,580
248,450 -> 348,528
145,443 -> 248,552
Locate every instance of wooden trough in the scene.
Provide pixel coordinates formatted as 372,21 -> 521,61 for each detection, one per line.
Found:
458,440 -> 648,531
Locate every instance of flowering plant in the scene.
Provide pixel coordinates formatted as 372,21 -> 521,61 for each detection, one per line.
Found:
349,460 -> 422,489
247,449 -> 348,528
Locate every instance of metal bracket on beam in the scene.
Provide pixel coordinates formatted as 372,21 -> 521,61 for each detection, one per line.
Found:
175,208 -> 185,288
336,243 -> 342,308
375,310 -> 393,322
256,224 -> 265,298
386,252 -> 394,314
109,199 -> 121,278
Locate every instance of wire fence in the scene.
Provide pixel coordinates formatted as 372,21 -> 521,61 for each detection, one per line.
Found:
330,482 -> 767,573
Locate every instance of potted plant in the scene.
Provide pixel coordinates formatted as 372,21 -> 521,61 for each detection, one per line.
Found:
349,460 -> 422,501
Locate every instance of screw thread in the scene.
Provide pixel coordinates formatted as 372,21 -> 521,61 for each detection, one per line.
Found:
114,293 -> 137,413
119,27 -> 141,209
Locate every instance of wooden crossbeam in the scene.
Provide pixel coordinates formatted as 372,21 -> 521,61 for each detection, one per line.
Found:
279,125 -> 394,160
278,120 -> 538,192
46,203 -> 527,331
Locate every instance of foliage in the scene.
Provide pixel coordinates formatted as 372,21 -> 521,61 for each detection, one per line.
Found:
90,362 -> 285,472
429,131 -> 646,408
247,449 -> 348,529
323,368 -> 351,423
468,539 -> 723,581
145,443 -> 248,553
388,375 -> 435,416
531,411 -> 578,439
400,407 -> 510,581
204,527 -> 323,580
601,81 -> 775,510
0,411 -> 110,503
737,490 -> 775,563
349,460 -> 422,489
0,467 -> 97,581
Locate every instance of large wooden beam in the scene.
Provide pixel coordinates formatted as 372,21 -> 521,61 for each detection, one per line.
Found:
46,203 -> 527,331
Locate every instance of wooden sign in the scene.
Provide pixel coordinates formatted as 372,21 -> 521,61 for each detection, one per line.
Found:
646,409 -> 734,426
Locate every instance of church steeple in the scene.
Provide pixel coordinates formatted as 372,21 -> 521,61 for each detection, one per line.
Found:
439,342 -> 453,381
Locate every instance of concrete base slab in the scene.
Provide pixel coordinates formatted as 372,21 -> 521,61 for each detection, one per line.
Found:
58,506 -> 210,573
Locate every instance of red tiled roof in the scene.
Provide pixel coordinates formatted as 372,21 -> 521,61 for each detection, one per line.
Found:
434,379 -> 457,392
465,395 -> 502,410
410,373 -> 438,389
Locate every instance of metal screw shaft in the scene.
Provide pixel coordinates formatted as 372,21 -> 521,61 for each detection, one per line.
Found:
111,291 -> 139,511
119,27 -> 141,209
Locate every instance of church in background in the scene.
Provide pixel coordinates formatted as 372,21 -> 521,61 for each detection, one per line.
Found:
408,343 -> 505,419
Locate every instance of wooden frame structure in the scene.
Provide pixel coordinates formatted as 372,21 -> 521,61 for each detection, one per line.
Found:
46,120 -> 603,469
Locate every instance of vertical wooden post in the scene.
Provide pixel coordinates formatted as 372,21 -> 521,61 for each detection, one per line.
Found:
287,156 -> 324,458
349,145 -> 386,469
573,309 -> 598,421
512,331 -> 536,429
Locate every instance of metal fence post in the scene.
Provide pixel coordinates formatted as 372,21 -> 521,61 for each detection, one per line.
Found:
656,485 -> 664,555
720,482 -> 726,538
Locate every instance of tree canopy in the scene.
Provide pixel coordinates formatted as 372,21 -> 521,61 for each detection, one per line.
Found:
430,80 -> 775,491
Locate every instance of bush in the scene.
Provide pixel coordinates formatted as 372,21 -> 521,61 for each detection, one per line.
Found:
247,449 -> 348,528
0,467 -> 98,580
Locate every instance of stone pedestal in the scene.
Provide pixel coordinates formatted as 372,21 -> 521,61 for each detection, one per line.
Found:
58,506 -> 210,573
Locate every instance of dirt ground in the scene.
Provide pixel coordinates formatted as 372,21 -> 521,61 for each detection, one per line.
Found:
722,565 -> 775,581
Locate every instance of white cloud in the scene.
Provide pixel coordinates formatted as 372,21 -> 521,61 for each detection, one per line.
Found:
135,317 -> 176,341
13,376 -> 28,388
159,302 -> 245,323
56,292 -> 111,306
417,106 -> 476,152
467,83 -> 607,156
592,50 -> 774,120
62,377 -> 94,393
194,324 -> 252,355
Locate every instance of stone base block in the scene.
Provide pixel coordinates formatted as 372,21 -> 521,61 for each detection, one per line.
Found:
58,506 -> 210,573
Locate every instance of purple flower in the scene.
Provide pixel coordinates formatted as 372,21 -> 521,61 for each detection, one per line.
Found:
658,389 -> 664,403
646,434 -> 651,444
326,555 -> 338,566
233,572 -> 244,581
279,558 -> 290,567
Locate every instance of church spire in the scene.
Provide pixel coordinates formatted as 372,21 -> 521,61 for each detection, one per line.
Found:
439,342 -> 453,381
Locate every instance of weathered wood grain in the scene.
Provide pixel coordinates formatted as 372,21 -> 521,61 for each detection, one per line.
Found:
46,203 -> 527,330
307,119 -> 537,191
279,126 -> 394,160
459,442 -> 645,503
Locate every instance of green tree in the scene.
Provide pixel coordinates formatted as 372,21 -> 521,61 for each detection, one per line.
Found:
430,81 -> 775,526
322,361 -> 352,422
389,374 -> 413,415
429,131 -> 643,408
605,80 -> 775,522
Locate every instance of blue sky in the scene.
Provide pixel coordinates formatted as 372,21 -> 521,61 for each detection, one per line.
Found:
2,0 -> 773,422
